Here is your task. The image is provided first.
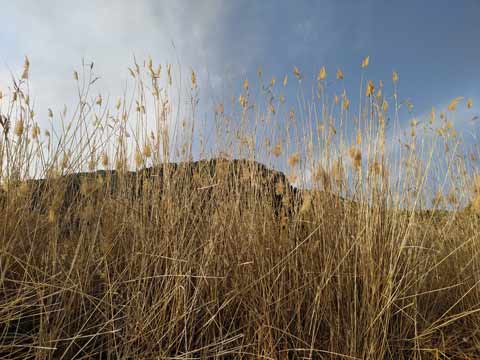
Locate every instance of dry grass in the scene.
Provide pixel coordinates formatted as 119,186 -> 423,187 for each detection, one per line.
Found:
0,57 -> 479,359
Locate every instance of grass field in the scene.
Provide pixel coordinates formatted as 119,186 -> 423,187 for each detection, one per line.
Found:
0,58 -> 479,359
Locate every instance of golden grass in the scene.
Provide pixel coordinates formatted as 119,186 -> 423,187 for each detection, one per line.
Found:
0,57 -> 479,359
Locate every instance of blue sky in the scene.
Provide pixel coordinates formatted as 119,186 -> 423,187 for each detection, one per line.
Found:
1,0 -> 479,178
2,1 -> 478,108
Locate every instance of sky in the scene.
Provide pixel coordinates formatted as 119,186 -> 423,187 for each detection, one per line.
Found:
1,0 -> 479,186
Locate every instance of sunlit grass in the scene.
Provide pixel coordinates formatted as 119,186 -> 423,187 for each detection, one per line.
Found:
0,56 -> 479,359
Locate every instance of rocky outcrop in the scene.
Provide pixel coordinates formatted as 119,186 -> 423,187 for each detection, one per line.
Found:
0,158 -> 302,230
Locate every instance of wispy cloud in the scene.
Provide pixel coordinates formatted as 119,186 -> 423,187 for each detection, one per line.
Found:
0,1 -> 234,120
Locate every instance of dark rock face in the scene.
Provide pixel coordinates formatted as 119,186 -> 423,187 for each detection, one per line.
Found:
0,158 -> 302,230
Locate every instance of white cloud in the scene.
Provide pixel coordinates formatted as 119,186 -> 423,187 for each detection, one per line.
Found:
0,0 -> 231,122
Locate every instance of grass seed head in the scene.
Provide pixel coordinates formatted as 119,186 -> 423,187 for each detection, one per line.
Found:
336,68 -> 344,80
293,66 -> 301,80
143,144 -> 152,158
191,69 -> 197,88
382,99 -> 389,112
392,71 -> 399,83
429,107 -> 436,124
101,153 -> 109,167
238,94 -> 248,108
272,142 -> 282,157
317,66 -> 327,81
21,56 -> 30,80
361,56 -> 370,69
349,146 -> 362,169
270,76 -> 276,87
467,98 -> 473,109
31,124 -> 40,139
167,64 -> 172,85
366,80 -> 375,97
356,129 -> 362,145
14,119 -> 24,137
288,152 -> 300,167
135,150 -> 143,167
448,97 -> 463,111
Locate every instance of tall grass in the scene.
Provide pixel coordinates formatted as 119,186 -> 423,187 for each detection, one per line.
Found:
0,56 -> 479,359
